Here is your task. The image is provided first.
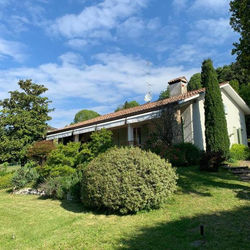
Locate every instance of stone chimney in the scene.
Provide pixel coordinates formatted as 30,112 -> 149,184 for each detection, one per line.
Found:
168,76 -> 188,97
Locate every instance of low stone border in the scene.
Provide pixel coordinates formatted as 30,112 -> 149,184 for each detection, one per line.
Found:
13,188 -> 46,196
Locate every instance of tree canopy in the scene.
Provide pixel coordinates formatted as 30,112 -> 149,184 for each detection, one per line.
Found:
202,59 -> 230,159
158,88 -> 170,100
0,80 -> 52,164
73,109 -> 100,124
187,73 -> 202,91
230,0 -> 250,73
115,101 -> 139,112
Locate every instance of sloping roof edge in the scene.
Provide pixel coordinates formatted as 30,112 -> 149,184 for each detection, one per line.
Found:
221,83 -> 250,115
48,82 -> 250,136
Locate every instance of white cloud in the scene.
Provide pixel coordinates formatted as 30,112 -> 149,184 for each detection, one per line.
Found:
0,51 -> 198,127
0,38 -> 26,62
191,0 -> 230,13
50,0 -> 148,39
194,18 -> 234,44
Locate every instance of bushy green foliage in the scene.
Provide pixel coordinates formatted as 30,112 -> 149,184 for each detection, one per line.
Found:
166,143 -> 201,167
115,101 -> 139,112
229,79 -> 240,93
0,173 -> 13,189
0,79 -> 53,164
158,88 -> 170,100
77,129 -> 113,164
12,163 -> 39,189
40,172 -> 81,200
0,162 -> 8,176
146,141 -> 201,167
202,59 -> 230,159
81,147 -> 177,214
36,164 -> 76,180
73,109 -> 100,124
200,151 -> 225,172
230,0 -> 250,73
47,142 -> 81,168
230,144 -> 250,160
187,73 -> 202,91
27,140 -> 56,165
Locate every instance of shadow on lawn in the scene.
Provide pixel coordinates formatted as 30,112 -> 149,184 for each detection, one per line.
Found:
118,206 -> 250,249
176,166 -> 250,200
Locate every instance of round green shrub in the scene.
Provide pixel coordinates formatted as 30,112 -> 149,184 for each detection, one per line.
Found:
230,144 -> 250,160
81,147 -> 177,214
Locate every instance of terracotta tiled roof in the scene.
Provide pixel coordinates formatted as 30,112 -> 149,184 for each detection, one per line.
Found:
47,83 -> 228,135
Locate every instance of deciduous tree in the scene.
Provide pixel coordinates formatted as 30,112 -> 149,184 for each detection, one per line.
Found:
73,109 -> 100,124
0,80 -> 52,164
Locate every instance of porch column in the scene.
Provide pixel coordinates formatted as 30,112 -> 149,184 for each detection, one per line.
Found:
73,134 -> 79,142
127,124 -> 134,146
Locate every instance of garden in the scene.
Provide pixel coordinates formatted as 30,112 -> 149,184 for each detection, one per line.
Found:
0,126 -> 250,249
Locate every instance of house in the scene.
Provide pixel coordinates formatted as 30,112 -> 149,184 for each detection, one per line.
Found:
46,77 -> 250,150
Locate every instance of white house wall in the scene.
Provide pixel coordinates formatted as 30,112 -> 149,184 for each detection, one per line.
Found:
182,104 -> 194,144
191,90 -> 248,150
221,89 -> 248,146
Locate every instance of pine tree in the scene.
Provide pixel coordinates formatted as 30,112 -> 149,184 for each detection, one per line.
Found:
202,59 -> 230,159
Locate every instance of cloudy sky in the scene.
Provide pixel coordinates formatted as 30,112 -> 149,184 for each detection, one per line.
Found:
0,0 -> 238,128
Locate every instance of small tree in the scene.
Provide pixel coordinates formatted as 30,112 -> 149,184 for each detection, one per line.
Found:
146,103 -> 182,152
202,59 -> 230,160
187,73 -> 202,91
27,140 -> 56,165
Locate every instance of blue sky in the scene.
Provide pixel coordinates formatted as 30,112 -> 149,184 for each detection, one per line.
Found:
0,0 -> 238,128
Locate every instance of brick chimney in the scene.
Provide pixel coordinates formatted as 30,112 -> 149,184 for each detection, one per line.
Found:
168,76 -> 188,97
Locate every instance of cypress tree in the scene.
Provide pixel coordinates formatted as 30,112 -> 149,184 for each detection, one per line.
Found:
202,59 -> 230,159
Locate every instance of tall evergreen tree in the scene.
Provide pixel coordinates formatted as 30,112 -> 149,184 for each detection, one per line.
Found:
0,80 -> 53,164
202,59 -> 230,158
187,73 -> 202,91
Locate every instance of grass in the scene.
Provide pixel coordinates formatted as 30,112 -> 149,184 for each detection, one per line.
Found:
0,166 -> 249,250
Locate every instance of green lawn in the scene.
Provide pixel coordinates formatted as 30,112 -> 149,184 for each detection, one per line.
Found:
0,166 -> 249,250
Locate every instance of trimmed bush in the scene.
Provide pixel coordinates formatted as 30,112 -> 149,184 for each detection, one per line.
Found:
12,163 -> 39,189
230,144 -> 250,160
0,173 -> 13,189
81,147 -> 177,214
